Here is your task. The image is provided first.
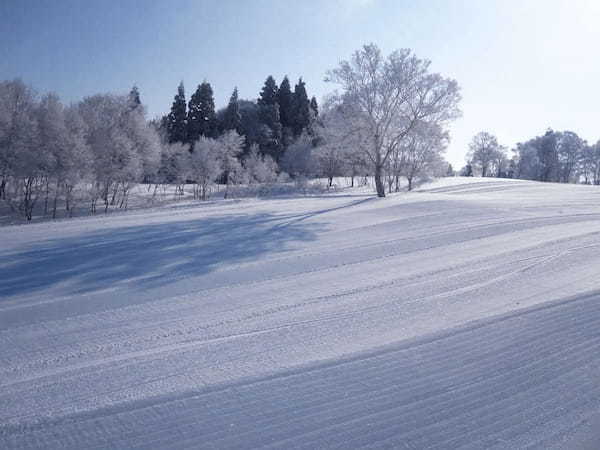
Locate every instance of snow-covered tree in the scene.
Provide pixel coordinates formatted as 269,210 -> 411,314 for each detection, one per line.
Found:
244,144 -> 278,184
189,137 -> 220,200
0,79 -> 42,219
325,43 -> 461,197
217,130 -> 245,198
403,122 -> 448,191
467,132 -> 503,177
280,132 -> 316,178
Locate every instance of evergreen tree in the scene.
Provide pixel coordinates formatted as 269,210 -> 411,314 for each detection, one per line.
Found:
257,76 -> 283,160
292,78 -> 310,136
129,85 -> 141,110
277,76 -> 294,129
258,75 -> 279,107
222,87 -> 241,133
310,96 -> 318,118
166,82 -> 187,144
187,81 -> 217,143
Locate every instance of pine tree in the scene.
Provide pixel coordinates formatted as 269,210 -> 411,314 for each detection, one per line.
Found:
187,81 -> 217,144
166,82 -> 187,144
292,78 -> 310,136
257,76 -> 283,160
222,87 -> 241,133
277,76 -> 294,129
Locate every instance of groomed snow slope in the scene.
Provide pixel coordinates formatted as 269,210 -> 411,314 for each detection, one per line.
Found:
2,177 -> 600,449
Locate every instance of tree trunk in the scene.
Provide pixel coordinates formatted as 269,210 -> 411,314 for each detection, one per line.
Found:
374,164 -> 385,197
408,176 -> 413,191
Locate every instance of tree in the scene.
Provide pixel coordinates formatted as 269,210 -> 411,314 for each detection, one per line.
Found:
187,81 -> 217,144
277,76 -> 294,130
325,43 -> 461,197
129,85 -> 141,110
166,82 -> 187,144
237,100 -> 262,152
222,87 -> 241,133
467,132 -> 502,177
79,94 -> 159,213
580,142 -> 600,184
313,107 -> 359,187
403,122 -> 448,191
292,78 -> 311,137
257,76 -> 283,160
217,130 -> 245,198
310,96 -> 319,118
0,79 -> 41,219
281,132 -> 316,178
538,129 -> 559,182
190,137 -> 220,200
244,144 -> 278,184
557,131 -> 584,183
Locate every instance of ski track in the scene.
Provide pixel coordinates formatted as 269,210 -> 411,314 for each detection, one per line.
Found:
1,177 -> 600,449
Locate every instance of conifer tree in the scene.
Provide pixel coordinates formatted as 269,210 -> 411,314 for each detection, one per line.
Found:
222,87 -> 241,133
292,78 -> 310,136
310,96 -> 318,118
129,85 -> 141,110
257,76 -> 283,160
277,76 -> 294,129
258,75 -> 279,107
166,82 -> 187,144
187,81 -> 217,143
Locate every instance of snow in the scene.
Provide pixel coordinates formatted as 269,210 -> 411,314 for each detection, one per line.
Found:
2,176 -> 600,449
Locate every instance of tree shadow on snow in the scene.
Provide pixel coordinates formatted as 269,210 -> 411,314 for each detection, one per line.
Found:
0,210 -> 332,299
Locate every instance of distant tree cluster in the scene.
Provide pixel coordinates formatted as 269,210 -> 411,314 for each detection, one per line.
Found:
0,80 -> 160,220
463,129 -> 600,184
159,76 -> 319,162
1,44 -> 465,220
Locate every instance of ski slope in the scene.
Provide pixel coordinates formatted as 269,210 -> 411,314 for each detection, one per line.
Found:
2,177 -> 600,449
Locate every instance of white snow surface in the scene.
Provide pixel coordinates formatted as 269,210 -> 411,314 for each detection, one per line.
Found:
2,177 -> 600,449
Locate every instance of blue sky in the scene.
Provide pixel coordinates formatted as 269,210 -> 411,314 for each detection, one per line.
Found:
1,0 -> 599,166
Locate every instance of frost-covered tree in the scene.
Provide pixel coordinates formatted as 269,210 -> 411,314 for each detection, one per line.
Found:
166,82 -> 187,144
244,144 -> 278,184
280,132 -> 316,178
217,130 -> 245,198
557,131 -> 584,183
79,94 -> 159,212
580,142 -> 600,185
325,43 -> 461,197
467,132 -> 502,177
0,79 -> 42,219
403,122 -> 448,191
313,108 -> 358,187
189,137 -> 220,200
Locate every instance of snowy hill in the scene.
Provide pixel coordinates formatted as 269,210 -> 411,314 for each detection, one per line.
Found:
2,177 -> 600,449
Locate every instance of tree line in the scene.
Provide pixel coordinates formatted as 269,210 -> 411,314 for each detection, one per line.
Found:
464,129 -> 600,184
0,43 -> 463,221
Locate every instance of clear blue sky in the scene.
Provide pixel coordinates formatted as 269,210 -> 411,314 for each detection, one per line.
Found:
2,0 -> 599,167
